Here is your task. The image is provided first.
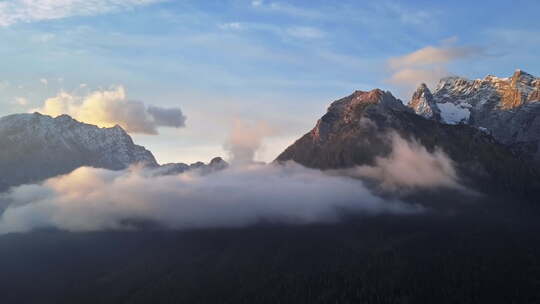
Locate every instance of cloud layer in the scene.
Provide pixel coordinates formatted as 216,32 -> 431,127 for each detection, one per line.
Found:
0,163 -> 420,234
35,86 -> 186,134
0,0 -> 166,27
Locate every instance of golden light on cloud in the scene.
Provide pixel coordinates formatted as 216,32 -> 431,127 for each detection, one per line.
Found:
34,86 -> 186,134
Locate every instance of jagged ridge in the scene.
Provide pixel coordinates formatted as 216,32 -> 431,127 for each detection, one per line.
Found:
0,113 -> 227,191
408,69 -> 540,164
277,88 -> 540,195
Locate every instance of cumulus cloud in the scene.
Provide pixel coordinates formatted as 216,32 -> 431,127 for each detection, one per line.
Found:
34,86 -> 186,134
352,133 -> 462,191
0,163 -> 421,234
0,0 -> 167,27
224,120 -> 277,164
386,41 -> 482,96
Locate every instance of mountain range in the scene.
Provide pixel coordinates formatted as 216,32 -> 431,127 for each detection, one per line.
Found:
409,70 -> 540,164
1,70 -> 539,197
0,113 -> 227,191
277,70 -> 540,196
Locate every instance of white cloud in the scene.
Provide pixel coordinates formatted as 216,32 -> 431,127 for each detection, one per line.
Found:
387,67 -> 449,93
352,133 -> 462,191
223,119 -> 277,164
386,42 -> 482,96
39,78 -> 48,86
0,163 -> 421,234
33,86 -> 186,135
251,1 -> 323,19
388,46 -> 479,70
0,0 -> 167,27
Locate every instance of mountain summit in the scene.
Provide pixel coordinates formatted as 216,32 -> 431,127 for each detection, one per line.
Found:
0,113 -> 158,190
0,112 -> 229,191
408,70 -> 540,164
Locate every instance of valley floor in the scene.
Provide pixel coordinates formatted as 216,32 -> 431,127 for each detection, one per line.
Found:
1,198 -> 540,304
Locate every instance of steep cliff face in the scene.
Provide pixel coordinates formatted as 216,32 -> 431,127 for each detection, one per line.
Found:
409,70 -> 540,164
408,83 -> 441,121
277,89 -> 539,194
0,113 -> 158,190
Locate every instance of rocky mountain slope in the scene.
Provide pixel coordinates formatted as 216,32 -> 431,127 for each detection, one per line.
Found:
0,113 -> 227,191
0,113 -> 157,191
276,89 -> 539,195
409,70 -> 540,164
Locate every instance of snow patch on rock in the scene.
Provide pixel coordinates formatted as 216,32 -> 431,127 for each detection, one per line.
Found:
437,102 -> 470,124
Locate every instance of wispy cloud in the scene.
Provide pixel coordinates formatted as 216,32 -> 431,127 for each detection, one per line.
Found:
286,26 -> 325,39
218,22 -> 243,31
352,133 -> 462,191
0,0 -> 167,27
218,21 -> 325,42
223,119 -> 277,164
250,1 -> 323,19
386,39 -> 483,96
378,2 -> 435,26
388,45 -> 479,70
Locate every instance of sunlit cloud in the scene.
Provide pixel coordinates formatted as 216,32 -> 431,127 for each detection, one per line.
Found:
34,86 -> 186,135
386,40 -> 483,96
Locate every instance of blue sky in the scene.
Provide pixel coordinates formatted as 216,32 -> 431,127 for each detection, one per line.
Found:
1,0 -> 539,163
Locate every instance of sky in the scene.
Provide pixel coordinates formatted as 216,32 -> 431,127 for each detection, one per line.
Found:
0,0 -> 539,164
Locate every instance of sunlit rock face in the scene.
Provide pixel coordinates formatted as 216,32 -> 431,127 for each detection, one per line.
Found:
0,112 -> 157,191
277,89 -> 540,195
409,70 -> 540,164
408,83 -> 441,121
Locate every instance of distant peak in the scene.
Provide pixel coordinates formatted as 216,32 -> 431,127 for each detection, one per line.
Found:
512,69 -> 535,80
350,88 -> 397,103
210,157 -> 226,165
414,83 -> 431,94
54,114 -> 74,122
